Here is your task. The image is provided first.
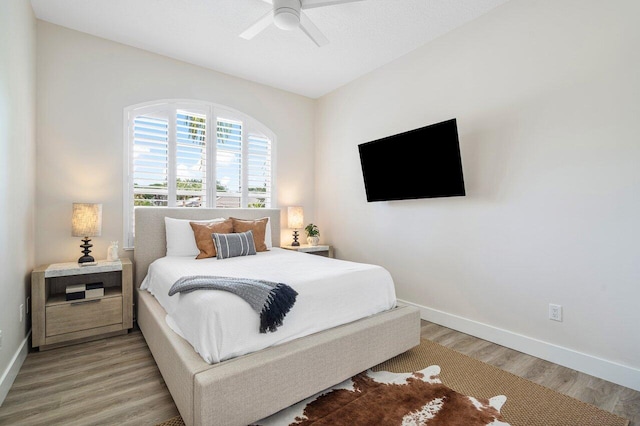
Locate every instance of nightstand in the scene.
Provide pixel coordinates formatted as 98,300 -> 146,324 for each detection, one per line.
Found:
31,258 -> 133,350
281,244 -> 334,258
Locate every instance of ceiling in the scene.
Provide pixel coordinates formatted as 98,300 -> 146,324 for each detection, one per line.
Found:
30,0 -> 509,99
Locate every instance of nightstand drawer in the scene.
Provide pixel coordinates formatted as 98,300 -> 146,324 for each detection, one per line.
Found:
45,296 -> 123,337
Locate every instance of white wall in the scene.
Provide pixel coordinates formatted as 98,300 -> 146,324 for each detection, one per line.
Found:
36,22 -> 316,266
0,0 -> 37,404
316,0 -> 640,389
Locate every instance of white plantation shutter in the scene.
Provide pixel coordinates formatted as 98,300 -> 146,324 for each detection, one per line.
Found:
247,134 -> 272,208
216,118 -> 243,208
125,101 -> 275,248
132,114 -> 169,206
129,114 -> 169,244
176,110 -> 207,207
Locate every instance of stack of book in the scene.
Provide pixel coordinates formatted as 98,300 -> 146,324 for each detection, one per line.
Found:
66,283 -> 105,301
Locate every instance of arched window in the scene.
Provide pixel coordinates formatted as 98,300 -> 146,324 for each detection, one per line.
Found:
123,100 -> 276,248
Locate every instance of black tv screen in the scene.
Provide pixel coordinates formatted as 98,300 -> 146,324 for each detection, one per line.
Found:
358,119 -> 465,202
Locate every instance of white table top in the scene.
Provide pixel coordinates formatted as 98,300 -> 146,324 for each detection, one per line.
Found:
280,244 -> 330,253
44,260 -> 123,278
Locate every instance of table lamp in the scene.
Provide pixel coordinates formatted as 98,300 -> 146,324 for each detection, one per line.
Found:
72,203 -> 102,265
287,206 -> 304,247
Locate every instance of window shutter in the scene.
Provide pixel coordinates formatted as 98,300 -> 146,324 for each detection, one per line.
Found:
132,114 -> 169,207
175,110 -> 207,207
247,134 -> 272,208
216,118 -> 243,208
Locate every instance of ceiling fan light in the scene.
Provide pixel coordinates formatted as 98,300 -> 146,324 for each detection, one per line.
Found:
274,9 -> 300,31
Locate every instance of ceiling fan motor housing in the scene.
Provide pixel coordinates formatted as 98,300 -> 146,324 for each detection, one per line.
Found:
273,0 -> 302,30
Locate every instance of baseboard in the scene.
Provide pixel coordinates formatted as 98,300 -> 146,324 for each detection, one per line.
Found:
400,299 -> 640,392
0,330 -> 31,406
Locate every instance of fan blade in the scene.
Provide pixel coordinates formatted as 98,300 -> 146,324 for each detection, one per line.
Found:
299,12 -> 329,46
301,0 -> 366,10
239,10 -> 273,40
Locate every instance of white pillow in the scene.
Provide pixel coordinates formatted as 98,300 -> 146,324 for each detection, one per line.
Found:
165,217 -> 225,257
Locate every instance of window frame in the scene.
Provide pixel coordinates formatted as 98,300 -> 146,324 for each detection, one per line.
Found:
123,99 -> 277,249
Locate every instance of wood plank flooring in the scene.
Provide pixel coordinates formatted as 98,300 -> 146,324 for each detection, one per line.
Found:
0,331 -> 178,425
0,322 -> 638,425
420,321 -> 640,425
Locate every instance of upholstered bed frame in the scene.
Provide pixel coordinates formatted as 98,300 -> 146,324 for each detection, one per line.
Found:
134,207 -> 420,426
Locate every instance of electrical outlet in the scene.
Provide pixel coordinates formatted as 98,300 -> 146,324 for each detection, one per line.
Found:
549,303 -> 562,322
20,304 -> 24,322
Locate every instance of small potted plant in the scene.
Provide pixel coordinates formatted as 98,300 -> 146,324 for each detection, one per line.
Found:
305,223 -> 320,246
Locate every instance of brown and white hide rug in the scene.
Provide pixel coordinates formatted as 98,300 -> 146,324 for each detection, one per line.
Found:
254,365 -> 510,426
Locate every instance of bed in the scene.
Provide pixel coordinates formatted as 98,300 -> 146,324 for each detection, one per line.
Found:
134,207 -> 420,426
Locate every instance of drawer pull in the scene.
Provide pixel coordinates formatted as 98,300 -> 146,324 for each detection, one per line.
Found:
70,299 -> 101,306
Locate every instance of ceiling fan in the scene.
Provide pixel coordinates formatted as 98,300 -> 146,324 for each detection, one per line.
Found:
240,0 -> 366,47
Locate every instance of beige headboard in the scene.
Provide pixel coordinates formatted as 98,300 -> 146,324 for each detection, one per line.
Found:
133,208 -> 282,287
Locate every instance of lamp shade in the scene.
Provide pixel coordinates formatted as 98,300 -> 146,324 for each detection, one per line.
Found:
72,203 -> 102,237
287,206 -> 304,229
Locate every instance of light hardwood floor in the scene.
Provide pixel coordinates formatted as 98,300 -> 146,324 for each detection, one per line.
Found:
420,321 -> 640,425
1,322 -> 638,425
0,331 -> 179,425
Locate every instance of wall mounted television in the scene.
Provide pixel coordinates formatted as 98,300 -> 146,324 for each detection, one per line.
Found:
358,118 -> 465,202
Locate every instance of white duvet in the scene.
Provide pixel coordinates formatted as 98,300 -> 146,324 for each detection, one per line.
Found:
141,248 -> 397,363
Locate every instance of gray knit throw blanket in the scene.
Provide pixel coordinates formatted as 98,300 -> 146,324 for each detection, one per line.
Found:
168,276 -> 298,333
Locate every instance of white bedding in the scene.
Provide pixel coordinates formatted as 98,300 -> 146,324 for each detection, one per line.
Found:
141,248 -> 396,363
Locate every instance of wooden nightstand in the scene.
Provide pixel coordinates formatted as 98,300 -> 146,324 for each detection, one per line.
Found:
281,244 -> 334,258
31,259 -> 133,350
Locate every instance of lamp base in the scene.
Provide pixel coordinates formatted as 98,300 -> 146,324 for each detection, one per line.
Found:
291,230 -> 300,247
78,238 -> 96,265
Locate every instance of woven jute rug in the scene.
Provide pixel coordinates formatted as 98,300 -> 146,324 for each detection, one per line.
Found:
157,339 -> 629,426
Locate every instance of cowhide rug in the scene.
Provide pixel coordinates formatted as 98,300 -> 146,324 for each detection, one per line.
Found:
255,365 -> 510,426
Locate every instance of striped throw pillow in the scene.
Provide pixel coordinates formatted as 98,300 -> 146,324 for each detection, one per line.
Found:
212,231 -> 257,259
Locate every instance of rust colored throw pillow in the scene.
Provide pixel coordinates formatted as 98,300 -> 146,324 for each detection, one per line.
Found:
190,219 -> 233,259
230,217 -> 269,252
